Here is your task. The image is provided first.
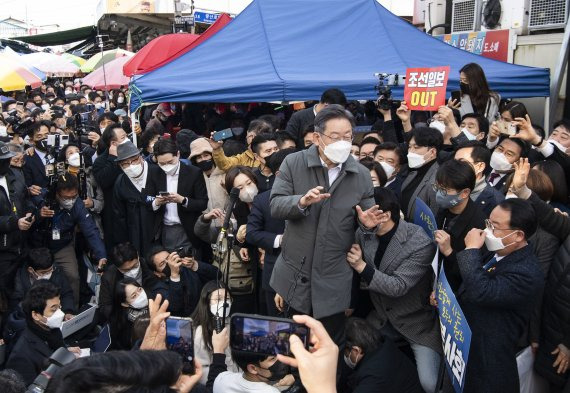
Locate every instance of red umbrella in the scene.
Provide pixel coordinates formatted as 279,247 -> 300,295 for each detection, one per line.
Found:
123,13 -> 232,76
82,55 -> 132,90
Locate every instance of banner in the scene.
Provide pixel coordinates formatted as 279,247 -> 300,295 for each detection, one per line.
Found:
404,66 -> 450,111
438,267 -> 472,393
435,30 -> 511,63
413,197 -> 437,240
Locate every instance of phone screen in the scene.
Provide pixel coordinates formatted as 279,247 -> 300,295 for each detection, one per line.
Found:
213,129 -> 232,142
230,314 -> 310,356
166,317 -> 194,374
451,90 -> 461,103
159,191 -> 170,197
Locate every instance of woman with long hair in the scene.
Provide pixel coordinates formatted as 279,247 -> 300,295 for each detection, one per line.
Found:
109,278 -> 149,350
452,63 -> 500,123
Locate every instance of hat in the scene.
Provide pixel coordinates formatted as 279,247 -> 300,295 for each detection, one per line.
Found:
0,141 -> 16,160
189,137 -> 213,160
156,103 -> 173,116
114,109 -> 127,117
114,140 -> 140,162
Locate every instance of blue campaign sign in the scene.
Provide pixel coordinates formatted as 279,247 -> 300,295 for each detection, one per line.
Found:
413,197 -> 437,241
194,11 -> 220,24
438,267 -> 472,393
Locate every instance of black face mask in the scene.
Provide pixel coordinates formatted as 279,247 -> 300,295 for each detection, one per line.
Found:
162,265 -> 171,278
195,159 -> 214,172
36,139 -> 48,152
460,82 -> 470,95
261,360 -> 289,382
0,159 -> 10,176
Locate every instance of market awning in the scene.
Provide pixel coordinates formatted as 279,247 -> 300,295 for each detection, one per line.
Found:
12,26 -> 97,47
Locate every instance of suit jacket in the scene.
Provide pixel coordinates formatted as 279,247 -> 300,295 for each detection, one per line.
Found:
400,161 -> 439,219
474,184 -> 504,217
486,170 -> 510,193
23,150 -> 48,189
146,163 -> 208,252
457,246 -> 544,393
246,190 -> 285,291
356,220 -> 441,352
284,106 -> 315,148
5,327 -> 53,385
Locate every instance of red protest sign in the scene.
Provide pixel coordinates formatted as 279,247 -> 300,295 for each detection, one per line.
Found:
404,66 -> 450,111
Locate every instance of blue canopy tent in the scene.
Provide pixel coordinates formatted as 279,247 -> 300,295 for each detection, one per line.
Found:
130,0 -> 550,111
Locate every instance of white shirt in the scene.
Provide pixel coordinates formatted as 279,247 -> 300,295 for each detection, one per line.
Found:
213,371 -> 280,393
320,157 -> 342,185
194,325 -> 239,385
0,175 -> 9,202
35,149 -> 47,164
487,170 -> 506,187
164,164 -> 181,225
537,140 -> 555,158
128,161 -> 148,192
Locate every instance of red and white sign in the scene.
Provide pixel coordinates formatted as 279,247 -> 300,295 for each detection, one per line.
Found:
404,66 -> 450,111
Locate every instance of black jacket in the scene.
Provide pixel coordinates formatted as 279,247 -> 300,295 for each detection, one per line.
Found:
23,149 -> 48,189
145,163 -> 208,252
348,338 -> 423,393
474,183 -> 504,217
5,327 -> 53,385
246,190 -> 285,291
0,169 -> 31,254
167,264 -> 220,317
284,106 -> 315,148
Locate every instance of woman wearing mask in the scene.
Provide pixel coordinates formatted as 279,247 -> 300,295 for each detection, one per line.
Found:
190,138 -> 228,212
487,101 -> 528,150
109,278 -> 150,350
450,63 -> 500,124
192,281 -> 239,386
359,158 -> 388,188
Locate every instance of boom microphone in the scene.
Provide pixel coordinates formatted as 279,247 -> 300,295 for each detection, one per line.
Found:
216,187 -> 241,247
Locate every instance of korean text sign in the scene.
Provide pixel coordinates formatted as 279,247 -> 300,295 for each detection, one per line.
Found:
404,66 -> 450,111
413,197 -> 439,276
438,267 -> 472,393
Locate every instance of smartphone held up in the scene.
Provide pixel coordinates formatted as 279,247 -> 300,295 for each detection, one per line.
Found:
166,317 -> 195,374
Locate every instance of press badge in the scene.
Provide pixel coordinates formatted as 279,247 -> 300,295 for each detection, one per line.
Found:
52,229 -> 60,240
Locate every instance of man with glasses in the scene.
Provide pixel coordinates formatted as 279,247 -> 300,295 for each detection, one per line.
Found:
270,104 -> 383,345
486,137 -> 528,192
112,140 -> 160,257
455,198 -> 543,393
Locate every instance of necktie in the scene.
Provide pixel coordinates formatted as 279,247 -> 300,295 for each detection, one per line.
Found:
487,172 -> 500,185
483,257 -> 498,272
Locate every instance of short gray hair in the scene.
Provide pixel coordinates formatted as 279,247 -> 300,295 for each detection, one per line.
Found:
314,104 -> 355,134
7,143 -> 24,153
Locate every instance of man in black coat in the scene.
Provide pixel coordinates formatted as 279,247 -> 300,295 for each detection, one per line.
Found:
22,121 -> 51,205
284,88 -> 347,148
145,138 -> 208,257
456,198 -> 544,393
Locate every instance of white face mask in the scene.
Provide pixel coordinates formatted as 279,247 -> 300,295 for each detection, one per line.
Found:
407,151 -> 427,169
159,161 -> 179,176
239,185 -> 258,203
65,90 -> 73,95
0,126 -> 7,137
490,152 -> 513,172
119,137 -> 130,145
58,197 -> 77,211
549,139 -> 567,153
343,350 -> 358,369
483,227 -> 518,252
117,96 -> 125,104
41,104 -> 50,111
210,300 -> 232,317
130,290 -> 148,309
67,152 -> 81,167
123,263 -> 141,279
123,162 -> 143,178
33,269 -> 53,281
351,154 -> 359,161
379,161 -> 395,179
322,140 -> 352,164
44,309 -> 65,329
461,127 -> 478,141
95,103 -> 102,110
430,120 -> 446,134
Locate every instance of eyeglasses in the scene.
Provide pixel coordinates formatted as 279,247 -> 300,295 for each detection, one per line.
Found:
359,153 -> 374,159
321,133 -> 354,143
119,156 -> 140,168
485,219 -> 515,233
432,184 -> 448,196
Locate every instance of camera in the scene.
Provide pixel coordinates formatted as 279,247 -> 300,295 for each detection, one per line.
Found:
51,105 -> 65,119
374,72 -> 403,111
5,109 -> 34,135
26,347 -> 76,393
47,134 -> 69,150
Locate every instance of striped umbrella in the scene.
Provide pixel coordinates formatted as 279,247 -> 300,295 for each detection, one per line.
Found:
62,53 -> 86,67
0,52 -> 45,91
80,48 -> 134,73
22,52 -> 80,77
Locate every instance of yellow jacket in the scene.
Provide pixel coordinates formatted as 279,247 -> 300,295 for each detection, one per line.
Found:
212,148 -> 261,172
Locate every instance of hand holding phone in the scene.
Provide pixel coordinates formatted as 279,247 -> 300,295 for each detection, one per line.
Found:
166,317 -> 195,375
212,128 -> 234,142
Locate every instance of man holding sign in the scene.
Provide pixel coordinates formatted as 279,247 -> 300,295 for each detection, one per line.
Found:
455,199 -> 544,393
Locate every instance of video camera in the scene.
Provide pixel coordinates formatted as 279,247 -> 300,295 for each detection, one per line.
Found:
5,109 -> 34,135
374,72 -> 403,111
26,347 -> 76,393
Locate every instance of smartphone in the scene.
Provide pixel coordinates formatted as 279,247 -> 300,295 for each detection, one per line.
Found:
230,313 -> 310,356
159,191 -> 170,197
451,90 -> 461,103
506,122 -> 518,136
212,128 -> 234,142
166,317 -> 194,374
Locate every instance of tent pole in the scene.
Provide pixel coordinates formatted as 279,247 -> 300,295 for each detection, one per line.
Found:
544,97 -> 550,136
549,17 -> 570,131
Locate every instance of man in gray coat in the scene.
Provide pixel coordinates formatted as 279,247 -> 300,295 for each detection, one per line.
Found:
270,104 -> 383,345
348,188 -> 441,393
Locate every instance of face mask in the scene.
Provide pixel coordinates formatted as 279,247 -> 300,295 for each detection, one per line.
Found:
483,227 -> 518,252
123,162 -> 143,178
67,152 -> 81,167
130,290 -> 148,309
0,159 -> 10,176
37,139 -> 48,152
344,350 -> 358,369
460,82 -> 470,95
379,161 -> 395,179
65,90 -> 73,95
261,361 -> 290,382
117,96 -> 125,104
195,159 -> 214,172
322,140 -> 352,164
44,309 -> 65,329
119,137 -> 130,145
549,139 -> 567,153
41,104 -> 50,111
32,269 -> 53,281
351,154 -> 359,161
239,185 -> 258,203
0,126 -> 7,137
430,120 -> 446,134
95,103 -> 102,110
58,197 -> 77,210
210,300 -> 232,317
407,151 -> 427,169
159,161 -> 179,176
124,263 -> 141,279
490,152 -> 512,172
462,127 -> 478,141
436,190 -> 464,209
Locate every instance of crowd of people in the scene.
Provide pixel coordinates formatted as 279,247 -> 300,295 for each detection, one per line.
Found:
0,61 -> 569,393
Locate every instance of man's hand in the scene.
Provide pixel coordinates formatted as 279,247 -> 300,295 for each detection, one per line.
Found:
212,326 -> 229,354
236,224 -> 247,243
97,259 -> 107,272
377,106 -> 392,121
64,313 -> 74,321
180,256 -> 198,272
167,252 -> 182,279
447,97 -> 461,109
40,206 -> 55,218
275,293 -> 285,312
108,143 -> 118,157
396,101 -> 411,124
464,228 -> 486,250
28,185 -> 42,196
203,208 -> 224,222
140,294 -> 170,350
275,374 -> 295,388
356,205 -> 384,229
438,105 -> 456,126
258,248 -> 265,268
208,133 -> 223,150
87,132 -> 100,148
552,344 -> 570,374
239,247 -> 250,262
168,192 -> 185,205
434,230 -> 453,257
277,315 -> 338,393
173,360 -> 203,393
488,121 -> 501,142
347,244 -> 366,273
18,214 -> 34,231
299,186 -> 330,209
512,115 -> 541,145
512,158 -> 530,191
154,196 -> 169,207
429,291 -> 438,307
83,197 -> 94,209
134,123 -> 142,135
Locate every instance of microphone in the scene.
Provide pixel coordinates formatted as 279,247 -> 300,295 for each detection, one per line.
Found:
216,187 -> 241,248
